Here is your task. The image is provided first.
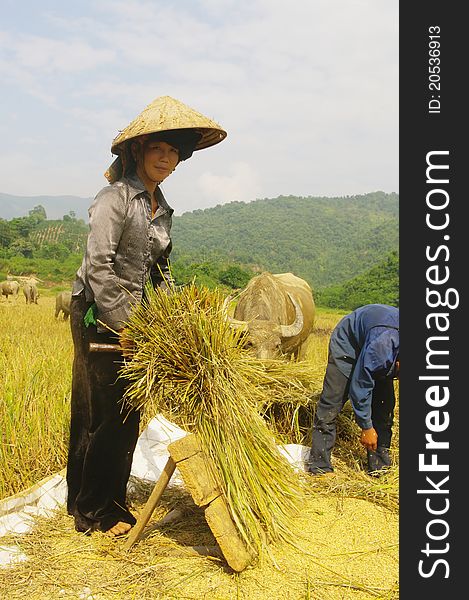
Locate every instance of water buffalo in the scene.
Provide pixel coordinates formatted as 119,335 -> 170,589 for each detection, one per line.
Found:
227,272 -> 315,360
23,280 -> 39,304
1,280 -> 20,301
55,290 -> 72,320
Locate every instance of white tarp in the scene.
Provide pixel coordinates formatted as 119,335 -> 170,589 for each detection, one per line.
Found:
0,415 -> 309,567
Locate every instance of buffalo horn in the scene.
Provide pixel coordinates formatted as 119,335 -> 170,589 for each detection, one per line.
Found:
223,291 -> 249,330
278,293 -> 303,339
226,315 -> 249,331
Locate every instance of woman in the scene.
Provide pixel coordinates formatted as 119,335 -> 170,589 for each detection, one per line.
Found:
66,96 -> 226,535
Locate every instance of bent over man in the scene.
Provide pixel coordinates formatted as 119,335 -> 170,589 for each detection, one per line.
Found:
307,304 -> 399,476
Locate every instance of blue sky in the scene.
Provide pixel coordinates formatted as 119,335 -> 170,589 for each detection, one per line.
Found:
0,0 -> 398,215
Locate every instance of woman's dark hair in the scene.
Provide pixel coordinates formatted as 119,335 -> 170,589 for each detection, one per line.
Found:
121,128 -> 202,177
147,129 -> 202,161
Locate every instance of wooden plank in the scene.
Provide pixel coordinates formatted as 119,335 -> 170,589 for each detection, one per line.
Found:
169,434 -> 220,506
167,434 -> 202,462
124,456 -> 176,550
125,433 -> 257,573
176,453 -> 220,506
204,496 -> 256,572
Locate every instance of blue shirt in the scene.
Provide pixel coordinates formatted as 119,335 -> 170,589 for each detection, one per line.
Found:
329,304 -> 399,429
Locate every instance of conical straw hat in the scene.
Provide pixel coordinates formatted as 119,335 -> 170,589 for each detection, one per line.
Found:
111,95 -> 227,155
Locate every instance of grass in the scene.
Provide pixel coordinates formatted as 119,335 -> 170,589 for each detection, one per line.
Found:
0,292 -> 398,503
0,293 -> 72,499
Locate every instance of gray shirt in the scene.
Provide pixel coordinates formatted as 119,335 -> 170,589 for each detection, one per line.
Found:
73,173 -> 173,333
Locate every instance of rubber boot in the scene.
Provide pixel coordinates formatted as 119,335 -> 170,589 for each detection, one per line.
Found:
367,446 -> 391,477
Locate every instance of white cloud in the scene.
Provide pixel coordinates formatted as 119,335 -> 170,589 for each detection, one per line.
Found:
0,0 -> 398,205
197,162 -> 262,206
0,32 -> 115,74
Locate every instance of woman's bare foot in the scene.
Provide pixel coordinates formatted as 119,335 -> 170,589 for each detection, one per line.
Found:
106,521 -> 132,536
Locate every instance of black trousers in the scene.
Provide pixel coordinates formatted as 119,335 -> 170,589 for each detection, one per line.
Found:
66,292 -> 140,532
308,357 -> 395,474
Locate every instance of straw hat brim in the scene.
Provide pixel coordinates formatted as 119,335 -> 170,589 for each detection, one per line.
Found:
105,96 -> 226,183
110,95 -> 227,156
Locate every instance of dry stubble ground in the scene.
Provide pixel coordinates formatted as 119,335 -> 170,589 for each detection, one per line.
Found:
0,294 -> 399,599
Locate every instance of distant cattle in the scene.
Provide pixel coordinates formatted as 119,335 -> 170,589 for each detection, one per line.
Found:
227,272 -> 315,360
1,280 -> 20,301
23,280 -> 39,304
55,291 -> 72,320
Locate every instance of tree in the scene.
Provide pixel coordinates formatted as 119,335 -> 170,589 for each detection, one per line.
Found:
63,211 -> 76,221
0,219 -> 13,248
10,217 -> 34,239
29,205 -> 47,220
219,265 -> 252,289
37,242 -> 69,261
9,238 -> 35,258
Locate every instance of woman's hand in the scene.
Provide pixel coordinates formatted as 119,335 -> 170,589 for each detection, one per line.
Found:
360,427 -> 378,451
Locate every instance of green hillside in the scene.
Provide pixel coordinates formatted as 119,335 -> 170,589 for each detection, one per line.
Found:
172,191 -> 398,290
316,251 -> 399,310
0,192 -> 398,308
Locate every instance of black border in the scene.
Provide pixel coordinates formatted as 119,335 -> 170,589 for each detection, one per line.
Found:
400,2 -> 465,595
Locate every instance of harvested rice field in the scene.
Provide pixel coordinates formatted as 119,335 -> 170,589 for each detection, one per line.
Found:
0,292 -> 399,599
0,472 -> 398,600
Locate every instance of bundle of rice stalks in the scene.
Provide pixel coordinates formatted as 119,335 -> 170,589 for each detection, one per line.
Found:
120,283 -> 307,557
252,358 -> 324,442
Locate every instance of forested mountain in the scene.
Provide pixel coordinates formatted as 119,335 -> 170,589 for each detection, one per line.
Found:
316,251 -> 399,310
172,191 -> 398,289
0,191 -> 398,307
0,192 -> 92,222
